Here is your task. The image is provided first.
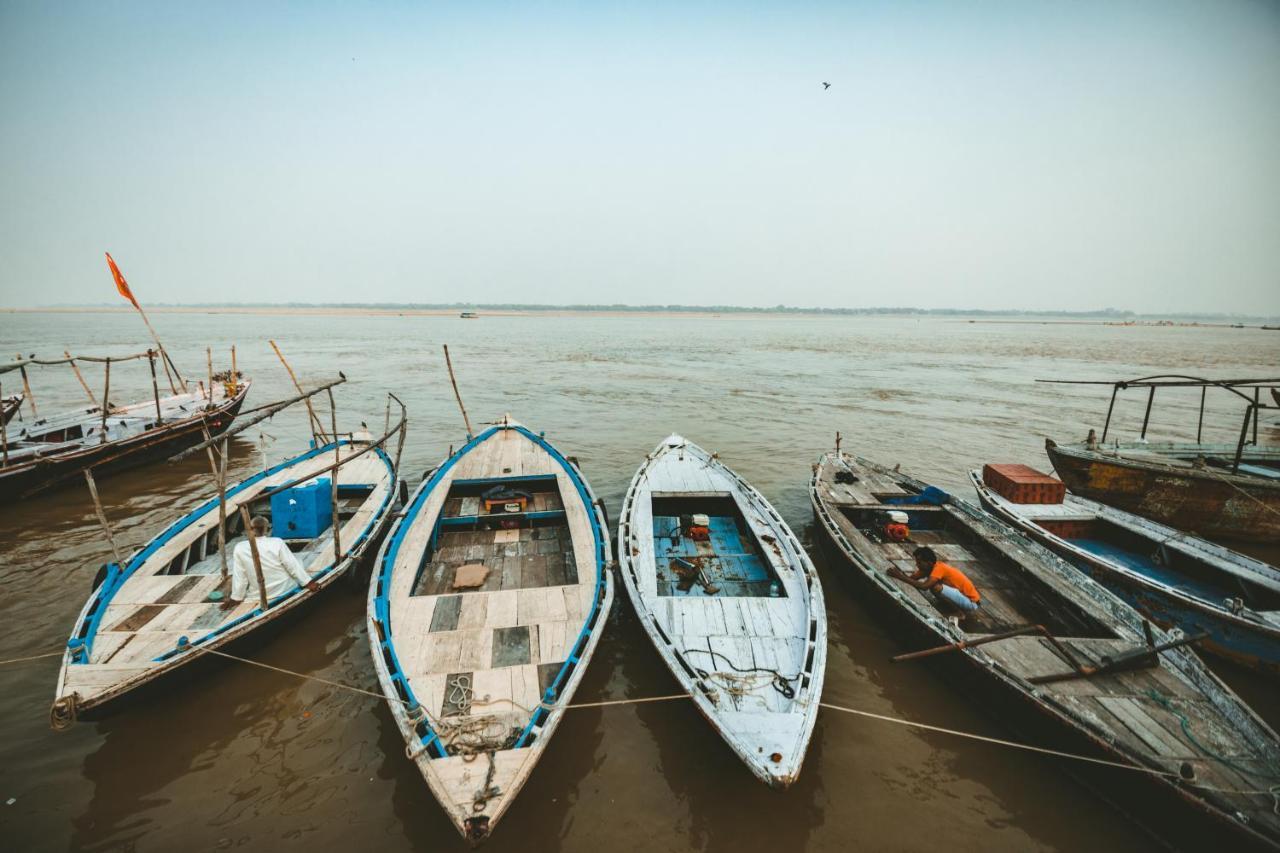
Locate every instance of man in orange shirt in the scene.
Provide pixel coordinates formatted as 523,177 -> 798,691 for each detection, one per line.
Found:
889,546 -> 981,618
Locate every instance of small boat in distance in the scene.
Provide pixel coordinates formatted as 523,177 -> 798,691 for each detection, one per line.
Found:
1041,374 -> 1280,542
369,416 -> 612,844
460,311 -> 478,319
617,435 -> 826,788
811,451 -> 1280,850
971,464 -> 1280,677
0,353 -> 249,502
54,394 -> 403,721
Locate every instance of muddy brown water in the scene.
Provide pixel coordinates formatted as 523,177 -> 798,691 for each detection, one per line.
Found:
1,311 -> 1277,852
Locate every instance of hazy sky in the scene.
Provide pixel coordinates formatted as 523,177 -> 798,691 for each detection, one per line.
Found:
2,1 -> 1278,313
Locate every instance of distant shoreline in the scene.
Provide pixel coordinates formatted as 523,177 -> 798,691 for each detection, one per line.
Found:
1,305 -> 1276,327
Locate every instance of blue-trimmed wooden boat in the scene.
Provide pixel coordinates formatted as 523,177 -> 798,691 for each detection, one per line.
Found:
54,433 -> 398,720
971,467 -> 1280,677
368,416 -> 612,845
616,434 -> 826,788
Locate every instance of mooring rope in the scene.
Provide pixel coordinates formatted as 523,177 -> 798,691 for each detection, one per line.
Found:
20,642 -> 1279,802
0,651 -> 64,666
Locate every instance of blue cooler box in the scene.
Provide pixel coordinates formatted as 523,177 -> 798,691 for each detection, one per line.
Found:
270,477 -> 333,539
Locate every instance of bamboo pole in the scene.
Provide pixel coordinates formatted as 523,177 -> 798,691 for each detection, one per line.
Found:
206,347 -> 214,405
269,340 -> 325,442
83,469 -> 125,565
237,505 -> 271,612
442,344 -> 474,438
148,351 -> 163,424
159,349 -> 179,395
99,358 -> 111,443
64,351 -> 98,406
327,388 -> 342,566
216,439 -> 229,579
128,292 -> 187,393
230,345 -> 238,392
16,361 -> 36,417
169,376 -> 346,462
1,380 -> 8,467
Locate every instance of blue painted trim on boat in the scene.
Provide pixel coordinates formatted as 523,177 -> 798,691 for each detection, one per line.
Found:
509,425 -> 607,749
373,426 -> 500,759
68,440 -> 390,663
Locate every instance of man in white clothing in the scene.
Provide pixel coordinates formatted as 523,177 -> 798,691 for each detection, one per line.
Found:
222,515 -> 319,609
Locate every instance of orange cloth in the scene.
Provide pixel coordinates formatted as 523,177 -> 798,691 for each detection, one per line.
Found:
105,252 -> 140,310
929,561 -> 980,603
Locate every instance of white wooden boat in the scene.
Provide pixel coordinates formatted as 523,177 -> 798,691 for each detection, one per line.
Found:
368,416 -> 613,845
969,467 -> 1280,676
1,377 -> 249,501
616,435 -> 826,788
54,432 -> 398,720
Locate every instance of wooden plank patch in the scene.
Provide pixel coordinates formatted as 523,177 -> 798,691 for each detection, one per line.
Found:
537,661 -> 563,698
109,605 -> 167,633
429,596 -> 463,632
156,575 -> 203,604
492,625 -> 532,668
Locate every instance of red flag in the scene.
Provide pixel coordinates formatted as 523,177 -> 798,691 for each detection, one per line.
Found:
105,252 -> 140,311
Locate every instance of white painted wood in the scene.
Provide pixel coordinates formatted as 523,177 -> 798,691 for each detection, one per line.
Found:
616,434 -> 827,788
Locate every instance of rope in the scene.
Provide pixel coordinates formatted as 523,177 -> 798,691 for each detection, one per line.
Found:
1144,688 -> 1280,784
0,651 -> 64,667
49,694 -> 78,731
35,643 -> 1279,800
681,647 -> 799,699
1196,461 -> 1280,520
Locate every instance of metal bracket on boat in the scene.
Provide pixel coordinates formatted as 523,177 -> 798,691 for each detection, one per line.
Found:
891,624 -> 1086,675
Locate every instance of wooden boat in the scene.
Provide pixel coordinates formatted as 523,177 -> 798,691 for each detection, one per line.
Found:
811,451 -> 1280,850
368,416 -> 613,845
1,393 -> 21,425
0,375 -> 250,502
970,465 -> 1280,677
1040,374 -> 1279,542
617,435 -> 826,788
53,424 -> 400,721
1045,439 -> 1280,542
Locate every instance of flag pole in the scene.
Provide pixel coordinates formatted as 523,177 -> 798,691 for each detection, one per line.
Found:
105,253 -> 187,393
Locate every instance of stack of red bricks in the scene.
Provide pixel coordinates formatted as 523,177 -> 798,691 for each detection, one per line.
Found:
982,464 -> 1066,505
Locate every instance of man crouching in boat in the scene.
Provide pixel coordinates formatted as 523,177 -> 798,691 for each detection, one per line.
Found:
888,547 -> 981,624
221,515 -> 320,609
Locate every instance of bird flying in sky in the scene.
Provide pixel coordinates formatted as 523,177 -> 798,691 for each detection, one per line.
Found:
822,81 -> 831,89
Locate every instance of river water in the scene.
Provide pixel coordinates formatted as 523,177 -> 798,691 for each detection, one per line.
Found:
1,310 -> 1277,852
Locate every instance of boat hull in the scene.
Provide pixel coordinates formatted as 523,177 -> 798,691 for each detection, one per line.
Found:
809,499 -> 1279,853
0,383 -> 250,502
1044,440 -> 1280,543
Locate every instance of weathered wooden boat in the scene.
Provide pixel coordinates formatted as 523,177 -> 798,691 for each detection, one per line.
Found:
1041,375 -> 1280,542
53,395 -> 403,722
617,435 -> 826,788
0,358 -> 250,502
971,464 -> 1280,677
369,416 -> 613,845
812,451 -> 1280,850
1,393 -> 21,426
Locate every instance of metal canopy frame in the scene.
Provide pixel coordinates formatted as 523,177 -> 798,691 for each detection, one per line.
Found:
1037,375 -> 1280,474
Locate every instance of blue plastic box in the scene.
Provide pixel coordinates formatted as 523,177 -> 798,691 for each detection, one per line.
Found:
270,477 -> 333,539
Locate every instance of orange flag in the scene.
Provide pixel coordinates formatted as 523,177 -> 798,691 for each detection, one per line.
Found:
105,252 -> 141,311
